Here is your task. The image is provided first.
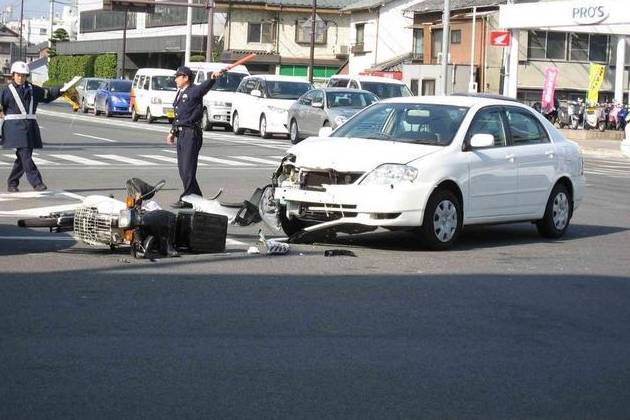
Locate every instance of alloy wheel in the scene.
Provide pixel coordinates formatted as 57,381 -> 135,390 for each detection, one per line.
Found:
552,192 -> 569,230
433,200 -> 458,243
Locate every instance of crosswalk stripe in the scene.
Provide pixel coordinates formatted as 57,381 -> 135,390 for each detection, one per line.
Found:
230,156 -> 279,165
48,154 -> 109,165
139,154 -> 207,166
270,155 -> 287,159
3,154 -> 59,166
94,154 -> 158,165
73,133 -> 118,143
161,149 -> 253,166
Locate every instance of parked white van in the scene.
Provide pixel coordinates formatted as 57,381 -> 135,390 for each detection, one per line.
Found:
186,62 -> 250,131
327,75 -> 412,99
231,75 -> 313,138
131,68 -> 177,123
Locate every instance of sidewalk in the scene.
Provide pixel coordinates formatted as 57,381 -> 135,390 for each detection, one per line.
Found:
562,134 -> 628,159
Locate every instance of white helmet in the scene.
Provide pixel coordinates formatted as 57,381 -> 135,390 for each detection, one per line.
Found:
10,61 -> 30,75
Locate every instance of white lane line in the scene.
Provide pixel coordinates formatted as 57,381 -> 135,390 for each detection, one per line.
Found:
94,154 -> 158,166
0,203 -> 80,216
161,149 -> 254,166
3,153 -> 59,166
226,238 -> 248,246
139,155 -> 207,166
0,160 -> 9,165
230,156 -> 279,165
48,154 -> 109,166
270,155 -> 287,159
73,132 -> 118,143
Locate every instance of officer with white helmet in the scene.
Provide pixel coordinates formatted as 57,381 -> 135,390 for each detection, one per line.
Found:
1,61 -> 63,192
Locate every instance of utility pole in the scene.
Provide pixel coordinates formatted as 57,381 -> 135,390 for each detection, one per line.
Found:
18,0 -> 24,61
48,0 -> 54,48
468,6 -> 477,93
185,0 -> 193,63
120,8 -> 128,78
438,0 -> 450,95
308,0 -> 317,83
206,0 -> 214,61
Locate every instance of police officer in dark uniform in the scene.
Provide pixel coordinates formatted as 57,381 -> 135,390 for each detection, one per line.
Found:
1,61 -> 63,192
167,65 -> 224,208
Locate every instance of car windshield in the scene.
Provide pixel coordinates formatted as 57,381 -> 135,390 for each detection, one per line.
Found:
110,81 -> 132,93
210,72 -> 246,91
327,91 -> 378,108
152,76 -> 177,91
86,80 -> 102,90
332,103 -> 469,146
361,82 -> 413,99
265,81 -> 312,99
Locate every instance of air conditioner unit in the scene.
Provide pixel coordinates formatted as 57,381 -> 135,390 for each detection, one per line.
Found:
351,43 -> 364,54
335,44 -> 349,58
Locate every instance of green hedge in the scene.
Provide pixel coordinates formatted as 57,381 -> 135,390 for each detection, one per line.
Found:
48,55 -> 96,86
94,54 -> 117,78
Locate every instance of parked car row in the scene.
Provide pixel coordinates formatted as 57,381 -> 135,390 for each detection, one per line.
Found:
72,65 -> 413,142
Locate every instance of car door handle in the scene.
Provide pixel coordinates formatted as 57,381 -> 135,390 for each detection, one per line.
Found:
545,150 -> 555,158
505,154 -> 515,161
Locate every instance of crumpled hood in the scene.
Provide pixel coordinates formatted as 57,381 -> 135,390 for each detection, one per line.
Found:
288,137 -> 442,172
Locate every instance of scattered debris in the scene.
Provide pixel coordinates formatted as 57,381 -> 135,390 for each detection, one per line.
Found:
259,230 -> 290,255
247,246 -> 261,254
324,249 -> 357,257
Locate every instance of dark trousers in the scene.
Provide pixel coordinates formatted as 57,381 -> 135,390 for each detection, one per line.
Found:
7,147 -> 43,188
176,127 -> 203,199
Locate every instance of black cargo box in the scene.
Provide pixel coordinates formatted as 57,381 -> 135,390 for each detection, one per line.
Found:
176,211 -> 228,253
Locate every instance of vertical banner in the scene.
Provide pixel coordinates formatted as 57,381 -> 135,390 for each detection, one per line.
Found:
587,63 -> 606,104
541,67 -> 560,111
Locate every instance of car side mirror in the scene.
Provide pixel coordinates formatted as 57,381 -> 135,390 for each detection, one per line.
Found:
251,89 -> 262,98
469,133 -> 494,149
319,127 -> 333,137
311,101 -> 324,108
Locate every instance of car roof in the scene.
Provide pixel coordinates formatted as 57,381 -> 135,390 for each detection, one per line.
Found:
318,87 -> 376,94
185,62 -> 249,74
244,74 -> 311,83
135,68 -> 176,76
379,95 -> 531,109
330,74 -> 407,85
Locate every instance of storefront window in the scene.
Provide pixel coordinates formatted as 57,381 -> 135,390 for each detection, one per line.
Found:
546,32 -> 566,60
527,31 -> 546,59
570,33 -> 589,61
589,34 -> 608,62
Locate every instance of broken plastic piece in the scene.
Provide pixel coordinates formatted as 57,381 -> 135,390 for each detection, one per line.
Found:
259,230 -> 290,255
247,246 -> 261,254
324,249 -> 357,257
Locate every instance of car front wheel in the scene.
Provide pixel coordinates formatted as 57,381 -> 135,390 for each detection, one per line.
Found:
260,115 -> 271,139
232,112 -> 244,135
289,120 -> 300,144
536,183 -> 572,239
418,189 -> 462,251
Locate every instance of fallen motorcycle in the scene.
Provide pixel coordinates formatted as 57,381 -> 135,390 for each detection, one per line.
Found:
17,178 -> 228,259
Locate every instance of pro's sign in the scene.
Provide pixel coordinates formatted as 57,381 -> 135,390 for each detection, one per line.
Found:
571,5 -> 609,25
490,31 -> 512,47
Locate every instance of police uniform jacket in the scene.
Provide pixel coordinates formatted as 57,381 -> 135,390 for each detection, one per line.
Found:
1,82 -> 61,149
172,78 -> 217,130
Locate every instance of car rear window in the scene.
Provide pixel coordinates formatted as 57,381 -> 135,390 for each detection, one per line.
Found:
361,82 -> 412,99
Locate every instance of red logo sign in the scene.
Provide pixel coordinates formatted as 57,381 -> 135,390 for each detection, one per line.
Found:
490,31 -> 512,47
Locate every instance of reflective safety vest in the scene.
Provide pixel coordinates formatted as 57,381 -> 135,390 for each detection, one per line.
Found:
4,84 -> 36,120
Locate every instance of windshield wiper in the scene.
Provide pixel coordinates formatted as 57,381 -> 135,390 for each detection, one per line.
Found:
365,132 -> 394,140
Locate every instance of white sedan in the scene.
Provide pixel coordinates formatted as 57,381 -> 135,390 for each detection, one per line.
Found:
272,95 -> 585,250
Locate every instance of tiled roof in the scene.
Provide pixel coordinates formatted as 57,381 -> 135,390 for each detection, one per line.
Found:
340,0 -> 394,12
366,52 -> 412,71
227,0 -> 356,9
407,0 -> 504,13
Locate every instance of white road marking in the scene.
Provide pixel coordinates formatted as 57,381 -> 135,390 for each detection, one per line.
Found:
230,156 -> 279,165
0,235 -> 75,241
0,203 -> 79,217
139,154 -> 207,166
3,153 -> 59,166
161,149 -> 254,166
48,154 -> 109,165
0,160 -> 9,165
94,154 -> 158,165
73,132 -> 118,143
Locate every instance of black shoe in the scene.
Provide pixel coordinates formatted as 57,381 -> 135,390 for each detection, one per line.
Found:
7,185 -> 19,192
33,183 -> 48,192
171,200 -> 192,209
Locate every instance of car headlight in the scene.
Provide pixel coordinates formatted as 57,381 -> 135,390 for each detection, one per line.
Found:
361,164 -> 418,185
334,115 -> 348,127
151,97 -> 162,104
212,101 -> 230,107
111,96 -> 124,104
267,105 -> 286,114
118,209 -> 132,228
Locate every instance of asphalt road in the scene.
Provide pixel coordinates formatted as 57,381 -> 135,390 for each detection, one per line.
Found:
1,102 -> 630,419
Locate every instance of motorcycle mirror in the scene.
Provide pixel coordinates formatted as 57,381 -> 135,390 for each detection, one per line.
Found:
140,179 -> 166,200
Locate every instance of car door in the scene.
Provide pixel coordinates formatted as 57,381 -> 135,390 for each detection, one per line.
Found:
95,82 -> 107,111
307,89 -> 326,135
504,106 -> 558,215
465,106 -> 519,219
293,91 -> 312,133
240,78 -> 259,129
137,76 -> 150,115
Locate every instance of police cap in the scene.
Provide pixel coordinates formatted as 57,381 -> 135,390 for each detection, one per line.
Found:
175,66 -> 193,79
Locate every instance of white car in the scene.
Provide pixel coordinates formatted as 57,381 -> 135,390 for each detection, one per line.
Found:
273,95 -> 585,250
231,75 -> 313,138
327,74 -> 412,99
